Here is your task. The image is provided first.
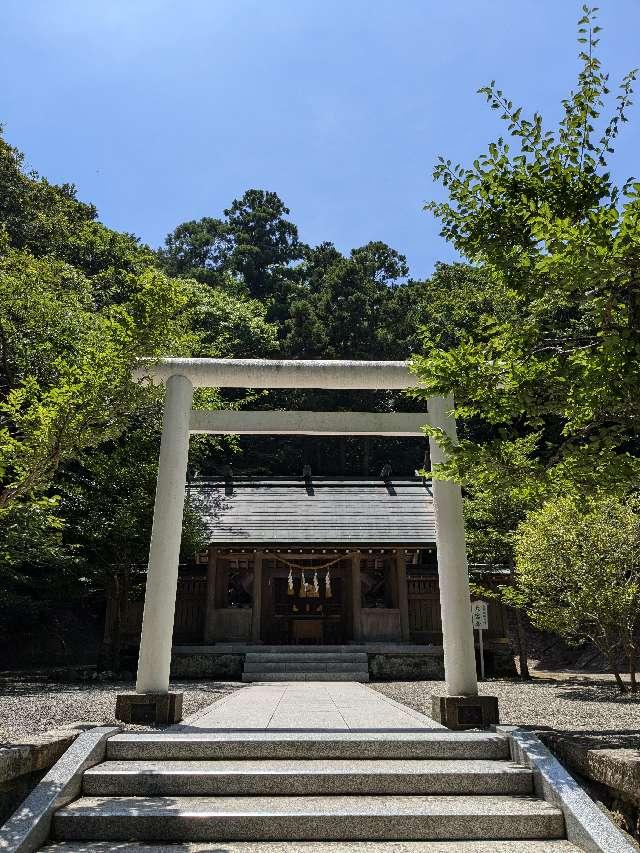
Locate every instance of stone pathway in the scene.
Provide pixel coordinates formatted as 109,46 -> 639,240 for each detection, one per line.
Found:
180,681 -> 444,731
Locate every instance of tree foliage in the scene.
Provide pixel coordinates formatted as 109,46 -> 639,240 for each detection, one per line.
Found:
409,8 -> 640,682
412,6 -> 640,494
284,241 -> 410,359
159,189 -> 303,303
514,496 -> 640,691
0,128 -> 280,659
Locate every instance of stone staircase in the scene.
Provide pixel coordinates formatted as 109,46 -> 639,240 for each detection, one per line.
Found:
242,648 -> 370,682
42,730 -> 581,849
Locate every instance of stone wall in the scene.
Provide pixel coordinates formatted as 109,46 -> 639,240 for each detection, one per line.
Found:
170,652 -> 244,680
0,724 -> 96,823
368,652 -> 444,681
169,646 -> 517,681
539,730 -> 640,841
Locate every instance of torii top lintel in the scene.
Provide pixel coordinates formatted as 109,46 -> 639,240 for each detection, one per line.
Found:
134,358 -> 419,390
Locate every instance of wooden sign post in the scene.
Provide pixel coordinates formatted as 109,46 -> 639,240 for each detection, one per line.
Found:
471,600 -> 489,680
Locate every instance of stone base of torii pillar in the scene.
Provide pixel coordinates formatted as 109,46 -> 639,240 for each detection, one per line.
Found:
115,690 -> 183,725
431,695 -> 499,730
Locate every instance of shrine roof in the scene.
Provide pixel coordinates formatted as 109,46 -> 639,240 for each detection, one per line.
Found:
190,477 -> 436,547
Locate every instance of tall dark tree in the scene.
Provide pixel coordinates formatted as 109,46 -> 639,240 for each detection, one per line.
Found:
158,189 -> 304,307
284,241 -> 409,360
157,217 -> 231,287
223,190 -> 303,301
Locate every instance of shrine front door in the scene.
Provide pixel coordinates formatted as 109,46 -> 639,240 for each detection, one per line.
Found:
261,557 -> 346,644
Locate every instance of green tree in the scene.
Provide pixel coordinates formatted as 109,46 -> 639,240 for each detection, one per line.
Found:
284,241 -> 409,359
0,248 -> 195,515
514,495 -> 640,692
224,190 -> 303,301
0,130 -> 156,305
412,7 -> 640,493
59,421 -> 208,670
458,435 -> 550,680
157,217 -> 232,287
191,281 -> 279,358
159,189 -> 304,306
0,127 -> 283,666
278,240 -> 419,475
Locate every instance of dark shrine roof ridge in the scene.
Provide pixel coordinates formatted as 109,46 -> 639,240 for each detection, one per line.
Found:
194,475 -> 436,545
190,475 -> 430,489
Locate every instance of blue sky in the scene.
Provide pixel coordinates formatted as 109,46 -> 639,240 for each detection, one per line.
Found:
2,1 -> 639,279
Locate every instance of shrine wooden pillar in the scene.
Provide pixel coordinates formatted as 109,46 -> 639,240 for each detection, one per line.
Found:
396,548 -> 411,642
252,551 -> 263,642
203,547 -> 217,643
351,550 -> 362,641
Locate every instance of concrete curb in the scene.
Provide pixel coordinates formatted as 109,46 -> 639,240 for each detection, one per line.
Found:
0,722 -> 103,824
0,722 -> 101,786
498,726 -> 636,852
0,726 -> 119,853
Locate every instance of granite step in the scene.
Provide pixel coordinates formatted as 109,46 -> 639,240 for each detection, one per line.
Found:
220,645 -> 374,652
83,758 -> 533,797
244,653 -> 368,663
42,841 -> 584,852
243,661 -> 367,673
242,671 -> 370,682
246,646 -> 368,660
106,731 -> 512,761
244,659 -> 367,671
53,794 -> 565,842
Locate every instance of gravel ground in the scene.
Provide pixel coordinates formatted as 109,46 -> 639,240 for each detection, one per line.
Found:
4,674 -> 640,743
373,676 -> 640,732
0,680 -> 241,743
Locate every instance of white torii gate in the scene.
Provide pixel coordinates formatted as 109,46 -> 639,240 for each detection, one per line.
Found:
133,358 -> 478,701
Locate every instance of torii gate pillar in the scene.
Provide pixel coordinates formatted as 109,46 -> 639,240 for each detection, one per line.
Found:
135,373 -> 193,694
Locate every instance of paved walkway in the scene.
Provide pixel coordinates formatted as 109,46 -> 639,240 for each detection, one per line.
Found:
180,682 -> 444,731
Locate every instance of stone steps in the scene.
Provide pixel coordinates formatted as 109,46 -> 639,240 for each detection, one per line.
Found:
244,658 -> 368,670
52,794 -> 564,842
245,651 -> 369,661
242,671 -> 370,682
195,644 -> 376,652
242,650 -> 370,682
244,662 -> 367,672
83,758 -> 533,796
45,729 -> 578,848
42,842 -> 584,852
106,731 -> 512,761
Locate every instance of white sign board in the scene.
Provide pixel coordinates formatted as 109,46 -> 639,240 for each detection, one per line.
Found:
471,600 -> 489,631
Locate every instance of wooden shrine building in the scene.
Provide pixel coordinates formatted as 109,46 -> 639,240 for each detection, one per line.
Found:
172,476 -> 508,648
106,474 -> 513,678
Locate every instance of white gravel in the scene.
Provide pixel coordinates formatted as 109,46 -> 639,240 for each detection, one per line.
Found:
4,675 -> 639,743
373,677 -> 640,731
0,680 -> 241,743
